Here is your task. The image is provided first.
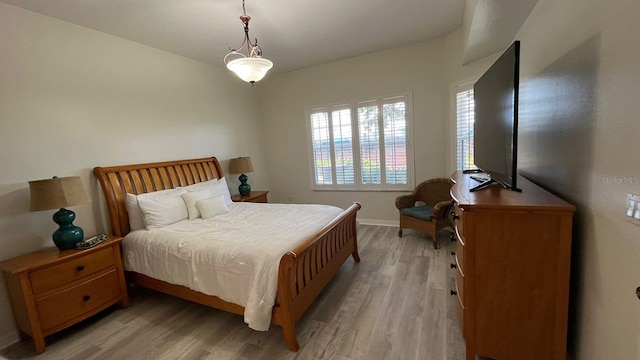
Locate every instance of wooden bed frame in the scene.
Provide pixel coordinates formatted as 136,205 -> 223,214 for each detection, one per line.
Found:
93,157 -> 361,351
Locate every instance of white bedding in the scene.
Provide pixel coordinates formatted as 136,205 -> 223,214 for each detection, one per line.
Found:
122,202 -> 344,331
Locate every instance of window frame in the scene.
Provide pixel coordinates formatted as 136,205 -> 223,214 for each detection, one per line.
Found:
305,91 -> 415,191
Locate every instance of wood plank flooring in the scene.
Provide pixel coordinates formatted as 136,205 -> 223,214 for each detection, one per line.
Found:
1,225 -> 466,360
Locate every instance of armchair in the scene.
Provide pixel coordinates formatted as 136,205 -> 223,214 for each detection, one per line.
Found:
395,178 -> 454,249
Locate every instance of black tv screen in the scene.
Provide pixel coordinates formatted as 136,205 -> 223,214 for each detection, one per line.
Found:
472,41 -> 520,192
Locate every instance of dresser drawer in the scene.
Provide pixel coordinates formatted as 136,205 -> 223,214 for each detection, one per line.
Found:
455,237 -> 465,274
455,270 -> 465,337
455,267 -> 465,336
455,265 -> 465,306
36,269 -> 121,332
456,294 -> 465,337
453,205 -> 464,236
30,247 -> 115,294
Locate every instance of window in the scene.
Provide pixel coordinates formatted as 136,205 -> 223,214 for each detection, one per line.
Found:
455,83 -> 477,171
307,93 -> 413,190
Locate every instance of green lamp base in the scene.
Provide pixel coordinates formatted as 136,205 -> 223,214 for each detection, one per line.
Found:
238,173 -> 251,196
52,208 -> 84,250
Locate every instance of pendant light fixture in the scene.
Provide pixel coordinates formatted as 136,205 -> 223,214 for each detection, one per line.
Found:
224,0 -> 273,85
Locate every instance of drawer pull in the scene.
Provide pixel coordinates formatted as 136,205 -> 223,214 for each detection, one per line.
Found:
76,265 -> 85,272
82,295 -> 91,302
450,263 -> 457,269
450,211 -> 460,220
450,290 -> 457,296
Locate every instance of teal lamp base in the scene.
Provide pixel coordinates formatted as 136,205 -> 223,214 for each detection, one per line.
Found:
238,173 -> 251,196
52,208 -> 84,250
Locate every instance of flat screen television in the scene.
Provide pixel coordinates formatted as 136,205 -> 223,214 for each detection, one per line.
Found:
469,40 -> 521,192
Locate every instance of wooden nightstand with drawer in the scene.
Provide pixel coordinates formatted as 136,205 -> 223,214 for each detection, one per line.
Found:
0,236 -> 129,354
231,190 -> 269,203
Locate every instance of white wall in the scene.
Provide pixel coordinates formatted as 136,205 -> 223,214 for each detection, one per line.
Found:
257,30 -> 498,223
258,40 -> 449,222
0,3 -> 268,347
515,0 -> 640,359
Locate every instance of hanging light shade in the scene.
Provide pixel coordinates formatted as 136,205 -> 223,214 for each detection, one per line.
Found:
224,0 -> 273,85
226,57 -> 273,83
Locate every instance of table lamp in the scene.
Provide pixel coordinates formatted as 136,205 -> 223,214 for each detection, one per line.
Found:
29,176 -> 91,250
229,157 -> 254,196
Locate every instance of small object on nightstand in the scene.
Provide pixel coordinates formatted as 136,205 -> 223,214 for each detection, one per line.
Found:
76,234 -> 108,249
231,190 -> 269,203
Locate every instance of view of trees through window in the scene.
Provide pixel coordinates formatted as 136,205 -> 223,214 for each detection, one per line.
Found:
308,94 -> 412,190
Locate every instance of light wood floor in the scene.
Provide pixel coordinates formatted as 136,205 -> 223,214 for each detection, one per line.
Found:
1,225 -> 466,360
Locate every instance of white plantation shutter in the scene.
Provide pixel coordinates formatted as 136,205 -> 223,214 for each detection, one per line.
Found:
357,102 -> 381,185
331,108 -> 355,185
383,98 -> 407,185
310,111 -> 333,185
456,83 -> 477,171
308,93 -> 413,190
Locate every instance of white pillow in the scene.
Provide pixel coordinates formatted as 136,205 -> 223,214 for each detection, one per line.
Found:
125,193 -> 146,231
125,188 -> 182,231
181,190 -> 211,220
137,188 -> 188,229
185,177 -> 232,205
184,178 -> 218,191
196,195 -> 230,219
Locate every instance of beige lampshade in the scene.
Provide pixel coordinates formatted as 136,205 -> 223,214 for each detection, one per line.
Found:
229,157 -> 254,174
29,176 -> 90,211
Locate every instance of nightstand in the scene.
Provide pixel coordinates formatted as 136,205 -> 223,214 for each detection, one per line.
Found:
0,235 -> 129,354
231,190 -> 269,203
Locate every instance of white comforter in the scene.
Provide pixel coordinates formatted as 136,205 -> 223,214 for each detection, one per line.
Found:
123,202 -> 344,331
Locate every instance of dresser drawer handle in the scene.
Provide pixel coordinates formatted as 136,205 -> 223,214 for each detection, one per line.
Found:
451,212 -> 460,220
450,290 -> 457,296
76,265 -> 85,272
450,263 -> 457,269
82,295 -> 91,302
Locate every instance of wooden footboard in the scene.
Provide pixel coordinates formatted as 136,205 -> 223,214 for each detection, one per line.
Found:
273,202 -> 361,351
93,157 -> 361,351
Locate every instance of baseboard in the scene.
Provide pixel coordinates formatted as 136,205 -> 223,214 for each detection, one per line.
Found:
0,330 -> 18,352
357,219 -> 399,227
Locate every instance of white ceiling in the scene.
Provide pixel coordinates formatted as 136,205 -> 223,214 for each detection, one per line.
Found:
1,0 -> 536,73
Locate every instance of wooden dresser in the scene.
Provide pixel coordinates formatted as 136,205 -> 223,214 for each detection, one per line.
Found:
449,171 -> 574,360
0,236 -> 129,353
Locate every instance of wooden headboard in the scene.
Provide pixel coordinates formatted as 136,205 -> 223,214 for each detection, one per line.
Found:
93,157 -> 224,237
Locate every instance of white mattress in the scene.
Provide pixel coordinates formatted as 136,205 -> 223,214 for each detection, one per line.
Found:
122,202 -> 344,331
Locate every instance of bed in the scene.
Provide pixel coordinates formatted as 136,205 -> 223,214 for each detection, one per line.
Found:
93,157 -> 361,351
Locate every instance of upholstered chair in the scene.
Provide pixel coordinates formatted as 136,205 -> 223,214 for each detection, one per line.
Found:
395,178 -> 454,249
